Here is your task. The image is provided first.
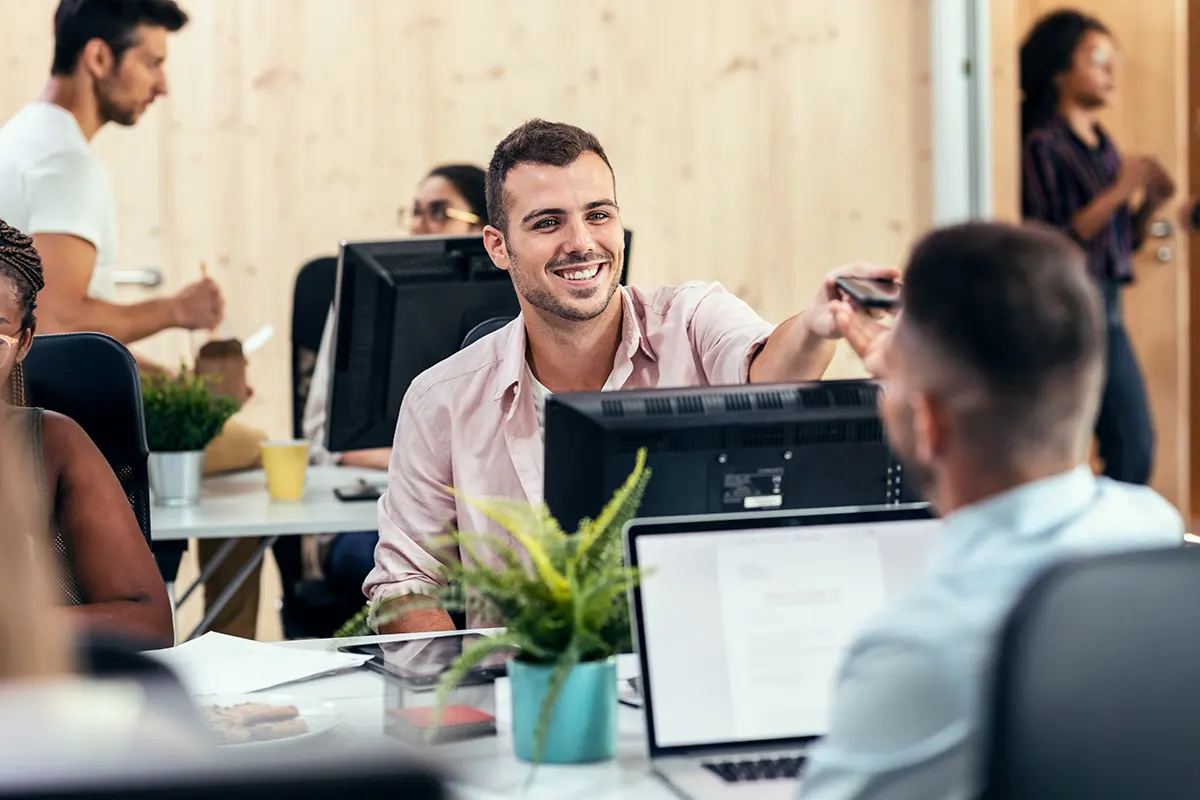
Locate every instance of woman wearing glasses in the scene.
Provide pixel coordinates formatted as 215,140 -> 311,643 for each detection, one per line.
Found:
305,164 -> 486,471
399,164 -> 487,236
0,220 -> 172,647
300,165 -> 485,611
1020,10 -> 1175,485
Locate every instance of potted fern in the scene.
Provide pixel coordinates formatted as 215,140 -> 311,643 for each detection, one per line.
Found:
369,448 -> 651,765
142,369 -> 239,507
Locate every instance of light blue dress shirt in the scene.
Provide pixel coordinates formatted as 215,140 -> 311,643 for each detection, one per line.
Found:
797,467 -> 1184,800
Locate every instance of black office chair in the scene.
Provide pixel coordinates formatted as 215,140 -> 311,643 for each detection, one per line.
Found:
984,546 -> 1200,800
22,333 -> 162,562
290,256 -> 338,440
461,316 -> 514,349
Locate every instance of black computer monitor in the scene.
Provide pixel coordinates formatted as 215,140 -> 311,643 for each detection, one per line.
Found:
326,231 -> 633,452
543,379 -> 921,532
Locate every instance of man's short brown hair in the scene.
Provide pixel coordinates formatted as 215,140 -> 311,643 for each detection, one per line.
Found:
896,221 -> 1106,465
485,119 -> 614,233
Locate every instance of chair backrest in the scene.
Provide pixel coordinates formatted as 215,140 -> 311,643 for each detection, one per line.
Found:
22,333 -> 151,548
984,546 -> 1200,800
291,256 -> 338,439
461,316 -> 514,350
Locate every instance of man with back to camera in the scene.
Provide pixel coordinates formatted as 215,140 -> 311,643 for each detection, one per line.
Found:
0,0 -> 223,345
0,0 -> 270,639
794,221 -> 1182,799
364,118 -> 900,634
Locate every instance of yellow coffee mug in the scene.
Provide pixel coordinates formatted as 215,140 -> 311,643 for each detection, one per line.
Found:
260,440 -> 309,501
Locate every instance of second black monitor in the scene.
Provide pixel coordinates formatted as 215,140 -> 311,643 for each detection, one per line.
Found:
327,230 -> 632,452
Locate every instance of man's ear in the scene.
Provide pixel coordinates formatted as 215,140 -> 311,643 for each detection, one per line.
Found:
79,38 -> 116,80
483,225 -> 511,273
912,391 -> 949,466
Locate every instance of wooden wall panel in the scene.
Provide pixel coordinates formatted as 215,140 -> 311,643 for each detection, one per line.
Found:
0,0 -> 933,436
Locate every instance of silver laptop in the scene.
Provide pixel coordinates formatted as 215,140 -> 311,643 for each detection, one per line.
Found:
624,504 -> 941,799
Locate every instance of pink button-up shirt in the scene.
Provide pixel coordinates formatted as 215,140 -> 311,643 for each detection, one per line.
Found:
365,281 -> 776,624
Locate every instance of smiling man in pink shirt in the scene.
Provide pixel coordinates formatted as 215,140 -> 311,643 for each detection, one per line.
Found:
366,119 -> 898,633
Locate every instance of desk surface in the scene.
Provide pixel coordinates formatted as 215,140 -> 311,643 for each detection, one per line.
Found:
273,631 -> 675,800
150,466 -> 384,541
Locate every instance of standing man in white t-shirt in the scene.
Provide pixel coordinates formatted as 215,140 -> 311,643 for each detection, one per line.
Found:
0,0 -> 222,344
0,0 -> 271,641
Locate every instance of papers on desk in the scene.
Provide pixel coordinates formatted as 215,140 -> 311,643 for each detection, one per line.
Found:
149,632 -> 371,696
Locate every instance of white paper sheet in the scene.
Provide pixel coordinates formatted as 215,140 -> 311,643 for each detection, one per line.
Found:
148,632 -> 372,696
717,531 -> 887,740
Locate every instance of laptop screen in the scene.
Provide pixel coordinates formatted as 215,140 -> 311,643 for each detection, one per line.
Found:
631,514 -> 941,752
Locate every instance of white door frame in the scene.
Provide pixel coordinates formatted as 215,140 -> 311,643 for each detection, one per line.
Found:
930,0 -> 992,224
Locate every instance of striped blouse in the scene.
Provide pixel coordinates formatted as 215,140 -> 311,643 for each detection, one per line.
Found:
1021,116 -> 1135,284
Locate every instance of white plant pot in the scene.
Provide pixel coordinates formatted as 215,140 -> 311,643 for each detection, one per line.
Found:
148,450 -> 206,507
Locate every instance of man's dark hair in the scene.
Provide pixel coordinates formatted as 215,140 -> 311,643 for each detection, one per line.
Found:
1019,9 -> 1109,138
898,221 -> 1105,461
485,119 -> 614,233
52,0 -> 189,76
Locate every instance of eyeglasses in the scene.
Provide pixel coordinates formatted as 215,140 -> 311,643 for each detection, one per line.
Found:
398,201 -> 481,228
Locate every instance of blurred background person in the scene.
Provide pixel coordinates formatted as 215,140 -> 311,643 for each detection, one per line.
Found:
0,0 -> 222,351
1020,9 -> 1175,486
0,0 -> 280,640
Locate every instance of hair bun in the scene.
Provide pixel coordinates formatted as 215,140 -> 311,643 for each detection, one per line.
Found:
0,220 -> 44,293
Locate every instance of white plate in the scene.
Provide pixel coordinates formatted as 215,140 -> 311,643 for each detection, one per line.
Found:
199,693 -> 339,749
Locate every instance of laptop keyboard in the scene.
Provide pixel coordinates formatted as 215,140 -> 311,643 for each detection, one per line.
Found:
702,756 -> 807,782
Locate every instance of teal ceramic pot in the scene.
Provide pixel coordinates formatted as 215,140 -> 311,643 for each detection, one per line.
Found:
508,656 -> 618,763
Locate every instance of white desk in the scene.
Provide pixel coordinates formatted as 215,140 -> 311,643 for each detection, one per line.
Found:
153,466 -> 383,641
151,466 -> 383,542
270,631 -> 677,800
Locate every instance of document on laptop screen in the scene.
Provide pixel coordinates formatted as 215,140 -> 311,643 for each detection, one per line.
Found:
635,519 -> 939,749
717,532 -> 885,740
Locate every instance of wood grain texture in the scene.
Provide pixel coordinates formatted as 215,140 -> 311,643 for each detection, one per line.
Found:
0,0 -> 933,436
990,0 -> 1021,221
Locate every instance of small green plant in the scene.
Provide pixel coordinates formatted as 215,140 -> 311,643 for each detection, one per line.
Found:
141,367 -> 240,452
350,448 -> 651,766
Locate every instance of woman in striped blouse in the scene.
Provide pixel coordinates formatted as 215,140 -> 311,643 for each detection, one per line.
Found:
1020,9 -> 1175,485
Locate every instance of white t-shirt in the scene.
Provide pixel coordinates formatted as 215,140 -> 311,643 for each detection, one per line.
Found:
0,102 -> 118,301
531,369 -> 617,437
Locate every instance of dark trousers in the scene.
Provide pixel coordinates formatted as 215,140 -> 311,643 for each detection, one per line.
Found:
324,531 -> 380,592
1094,283 -> 1154,485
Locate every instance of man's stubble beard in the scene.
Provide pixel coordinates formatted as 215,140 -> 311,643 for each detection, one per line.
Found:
504,242 -> 620,324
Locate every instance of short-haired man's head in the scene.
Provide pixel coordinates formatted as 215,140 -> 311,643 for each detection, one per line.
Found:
52,0 -> 188,76
894,221 -> 1104,468
485,119 -> 614,234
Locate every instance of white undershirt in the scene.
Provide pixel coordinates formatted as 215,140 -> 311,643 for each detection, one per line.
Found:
531,370 -> 618,435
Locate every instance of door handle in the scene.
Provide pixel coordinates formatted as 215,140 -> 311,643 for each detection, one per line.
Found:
1150,220 -> 1174,239
111,268 -> 163,288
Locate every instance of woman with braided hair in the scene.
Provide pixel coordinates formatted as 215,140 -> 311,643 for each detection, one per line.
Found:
0,220 -> 172,647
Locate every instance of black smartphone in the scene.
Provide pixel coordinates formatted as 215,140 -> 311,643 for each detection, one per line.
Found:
333,479 -> 383,502
340,633 -> 514,689
835,276 -> 901,309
